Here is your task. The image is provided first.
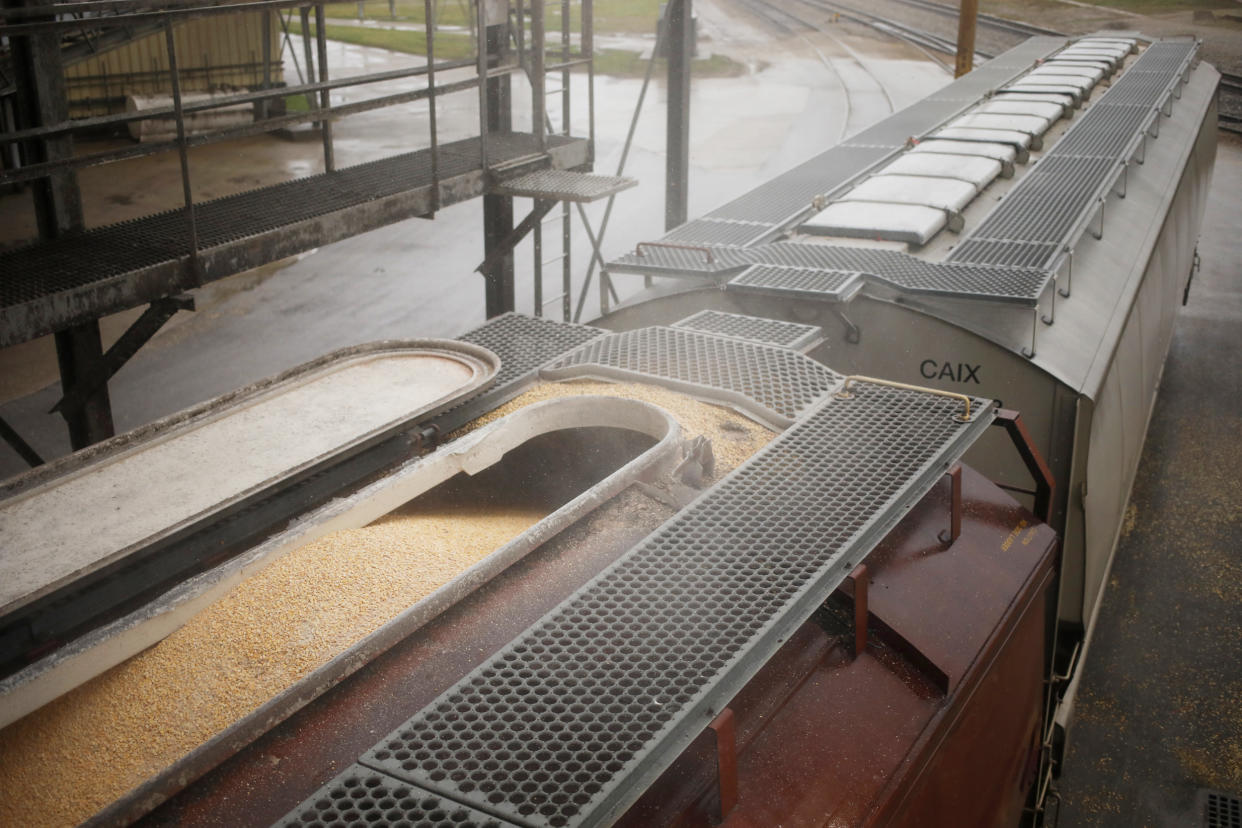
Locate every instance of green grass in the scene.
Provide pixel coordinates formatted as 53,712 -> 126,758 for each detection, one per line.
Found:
591,48 -> 748,78
290,19 -> 746,77
288,19 -> 474,58
284,93 -> 313,112
322,0 -> 662,35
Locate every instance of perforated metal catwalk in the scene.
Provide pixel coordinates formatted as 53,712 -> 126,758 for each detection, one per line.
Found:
275,331 -> 993,828
669,309 -> 822,351
949,39 -> 1199,270
438,313 -> 607,431
606,36 -> 1201,307
539,325 -> 840,428
0,133 -> 588,347
609,241 -> 1051,304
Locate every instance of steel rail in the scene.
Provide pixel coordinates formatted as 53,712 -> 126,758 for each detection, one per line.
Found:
883,0 -> 1062,39
0,57 -> 477,145
0,70 -> 513,185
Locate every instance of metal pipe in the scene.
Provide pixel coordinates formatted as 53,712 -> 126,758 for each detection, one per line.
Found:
0,75 -> 486,185
665,0 -> 690,230
475,0 -> 489,169
0,58 -> 478,146
834,376 -> 975,422
314,2 -> 335,172
425,0 -> 439,212
164,18 -> 200,280
0,0 -> 331,34
299,6 -> 317,118
574,16 -> 660,321
260,9 -> 272,121
531,0 -> 545,149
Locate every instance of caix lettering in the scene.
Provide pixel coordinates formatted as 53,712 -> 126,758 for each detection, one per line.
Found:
919,359 -> 981,384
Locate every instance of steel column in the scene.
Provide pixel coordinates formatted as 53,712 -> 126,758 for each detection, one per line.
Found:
314,3 -> 335,172
664,0 -> 691,231
7,0 -> 115,449
482,5 -> 515,317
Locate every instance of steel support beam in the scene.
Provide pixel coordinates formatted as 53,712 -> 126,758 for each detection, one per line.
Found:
482,10 -> 515,317
665,0 -> 691,231
6,0 -> 115,449
51,295 -> 195,417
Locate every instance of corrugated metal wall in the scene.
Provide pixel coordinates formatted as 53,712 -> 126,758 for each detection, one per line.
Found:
64,11 -> 284,116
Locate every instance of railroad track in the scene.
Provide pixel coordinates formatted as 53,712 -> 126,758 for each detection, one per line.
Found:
733,0 -> 1242,136
883,0 -> 1061,40
736,0 -> 901,140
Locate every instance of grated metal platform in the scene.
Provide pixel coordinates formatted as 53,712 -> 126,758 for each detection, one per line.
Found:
0,133 -> 589,348
607,37 -> 1199,310
439,313 -> 607,431
281,766 -> 508,828
608,241 -> 1051,305
489,170 -> 637,203
949,39 -> 1198,271
1202,789 -> 1242,828
670,309 -> 822,352
637,38 -> 1064,240
539,325 -> 841,429
726,264 -> 865,304
276,366 -> 993,828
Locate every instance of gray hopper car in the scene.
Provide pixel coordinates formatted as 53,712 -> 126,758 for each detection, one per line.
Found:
602,32 -> 1219,767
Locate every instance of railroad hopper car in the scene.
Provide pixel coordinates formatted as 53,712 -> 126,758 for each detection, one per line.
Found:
0,310 -> 1060,827
603,32 -> 1219,764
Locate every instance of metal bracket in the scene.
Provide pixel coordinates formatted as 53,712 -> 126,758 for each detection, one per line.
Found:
937,463 -> 963,545
707,708 -> 738,822
991,408 -> 1056,524
475,198 -> 557,279
828,305 -> 861,344
0,415 -> 44,468
50,294 -> 195,417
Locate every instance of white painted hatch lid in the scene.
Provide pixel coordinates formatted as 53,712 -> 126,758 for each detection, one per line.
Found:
881,152 -> 1004,190
910,138 -> 1018,164
802,201 -> 948,245
0,341 -> 499,617
845,174 -> 978,212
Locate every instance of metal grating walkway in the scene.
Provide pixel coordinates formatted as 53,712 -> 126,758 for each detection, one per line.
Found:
539,325 -> 841,428
608,241 -> 1052,305
726,264 -> 865,303
664,38 -> 1065,233
949,39 -> 1198,271
0,133 -> 588,347
277,358 -> 993,828
670,309 -> 822,351
607,37 -> 1198,308
489,170 -> 637,203
436,313 -> 607,432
